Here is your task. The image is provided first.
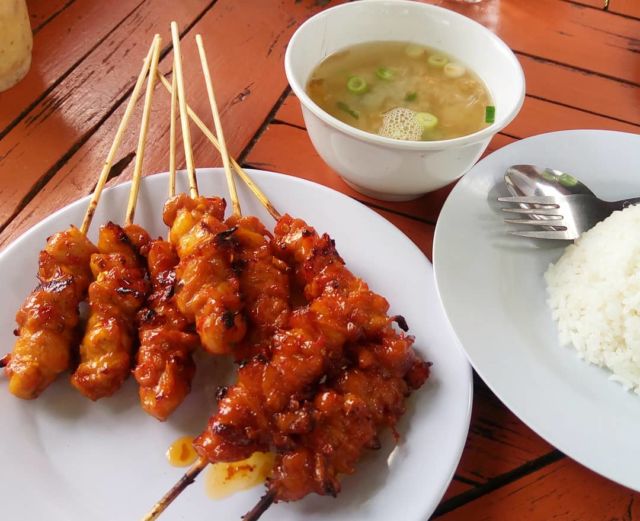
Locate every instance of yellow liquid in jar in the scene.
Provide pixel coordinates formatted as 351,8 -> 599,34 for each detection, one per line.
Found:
204,452 -> 275,499
166,436 -> 198,467
0,0 -> 32,91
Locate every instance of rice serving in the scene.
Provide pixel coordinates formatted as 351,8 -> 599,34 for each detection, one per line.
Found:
545,204 -> 640,392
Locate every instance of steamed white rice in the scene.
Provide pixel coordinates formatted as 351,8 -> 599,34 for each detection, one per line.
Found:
545,204 -> 640,392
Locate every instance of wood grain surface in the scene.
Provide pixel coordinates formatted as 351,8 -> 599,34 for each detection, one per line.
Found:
1,0 -> 639,518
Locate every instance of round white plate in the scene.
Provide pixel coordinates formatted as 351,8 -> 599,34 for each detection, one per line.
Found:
434,130 -> 640,491
0,169 -> 471,521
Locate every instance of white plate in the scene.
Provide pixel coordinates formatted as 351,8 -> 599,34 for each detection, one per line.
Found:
434,130 -> 640,491
0,169 -> 471,521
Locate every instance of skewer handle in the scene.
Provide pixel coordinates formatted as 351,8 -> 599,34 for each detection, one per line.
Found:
157,72 -> 282,221
140,457 -> 208,521
125,35 -> 162,226
170,21 -> 199,199
168,70 -> 178,198
80,34 -> 160,235
242,490 -> 276,521
195,34 -> 241,217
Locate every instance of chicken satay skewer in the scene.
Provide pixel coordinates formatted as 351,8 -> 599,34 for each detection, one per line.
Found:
4,36 -> 159,399
141,35 -> 248,521
142,36 -> 293,521
133,54 -> 201,421
162,24 -> 248,358
71,35 -> 161,400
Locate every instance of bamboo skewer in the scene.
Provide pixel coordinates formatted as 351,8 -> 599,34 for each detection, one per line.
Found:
125,35 -> 162,226
195,34 -> 241,217
168,70 -> 178,199
156,72 -> 281,221
170,21 -> 198,199
80,35 -> 160,235
141,458 -> 208,521
242,491 -> 276,521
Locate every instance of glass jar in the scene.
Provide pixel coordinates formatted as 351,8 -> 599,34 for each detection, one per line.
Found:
0,0 -> 33,92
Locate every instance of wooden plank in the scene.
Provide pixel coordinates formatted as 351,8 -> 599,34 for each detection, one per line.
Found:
519,54 -> 640,126
504,95 -> 640,137
0,0 -> 144,135
435,458 -> 640,520
442,478 -> 474,503
569,0 -> 640,19
28,0 -> 73,33
456,381 -> 553,485
0,0 -> 345,249
430,0 -> 640,85
374,207 -> 435,259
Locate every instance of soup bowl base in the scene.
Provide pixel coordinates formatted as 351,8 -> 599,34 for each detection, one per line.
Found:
341,179 -> 424,202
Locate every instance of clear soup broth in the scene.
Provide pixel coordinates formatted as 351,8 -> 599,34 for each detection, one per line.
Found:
306,41 -> 494,142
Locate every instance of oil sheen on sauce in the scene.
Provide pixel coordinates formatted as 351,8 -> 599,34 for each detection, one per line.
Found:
166,436 -> 198,467
204,451 -> 275,499
166,437 -> 274,499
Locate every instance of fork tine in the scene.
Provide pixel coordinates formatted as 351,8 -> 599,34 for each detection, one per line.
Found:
504,218 -> 565,227
501,207 -> 562,216
510,229 -> 575,240
497,195 -> 559,206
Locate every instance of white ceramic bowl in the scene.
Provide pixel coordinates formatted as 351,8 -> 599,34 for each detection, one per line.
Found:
285,0 -> 525,201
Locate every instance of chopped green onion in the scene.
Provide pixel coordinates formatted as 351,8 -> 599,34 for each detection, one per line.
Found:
404,91 -> 418,102
559,173 -> 579,187
428,54 -> 448,68
376,67 -> 393,80
541,169 -> 557,182
443,62 -> 466,78
485,105 -> 496,124
415,112 -> 438,130
346,76 -> 368,94
405,44 -> 424,58
337,101 -> 359,119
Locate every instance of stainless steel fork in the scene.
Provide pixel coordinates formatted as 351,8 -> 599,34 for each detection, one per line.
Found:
497,194 -> 640,240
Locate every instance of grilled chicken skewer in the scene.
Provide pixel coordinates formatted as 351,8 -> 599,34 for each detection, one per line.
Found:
161,23 -> 247,357
144,179 -> 428,521
4,36 -> 160,400
134,60 -> 200,421
71,36 -> 162,400
195,34 -> 290,363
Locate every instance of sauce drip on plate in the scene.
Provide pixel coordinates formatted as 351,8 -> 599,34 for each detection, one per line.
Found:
205,452 -> 275,499
166,435 -> 198,467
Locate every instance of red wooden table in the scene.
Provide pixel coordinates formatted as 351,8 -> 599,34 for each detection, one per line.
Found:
1,0 -> 639,518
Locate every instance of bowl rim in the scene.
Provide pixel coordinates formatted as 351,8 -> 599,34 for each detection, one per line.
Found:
284,0 -> 526,151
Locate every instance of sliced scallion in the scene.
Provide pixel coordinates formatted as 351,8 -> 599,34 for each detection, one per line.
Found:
337,101 -> 359,119
485,105 -> 496,124
346,76 -> 368,94
559,173 -> 579,187
428,54 -> 448,68
443,62 -> 466,79
415,112 -> 438,130
405,91 -> 418,102
405,44 -> 424,58
376,67 -> 393,80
